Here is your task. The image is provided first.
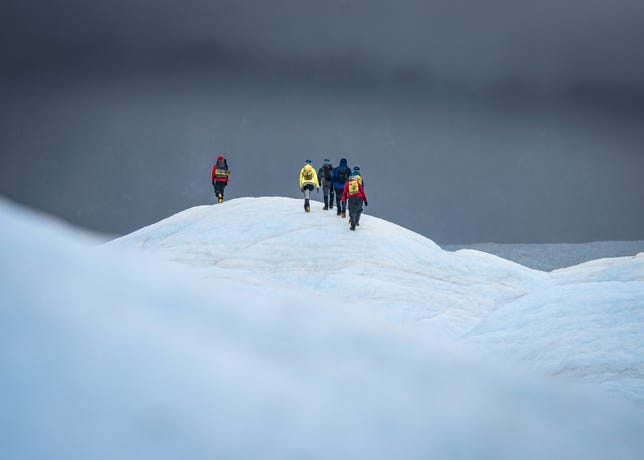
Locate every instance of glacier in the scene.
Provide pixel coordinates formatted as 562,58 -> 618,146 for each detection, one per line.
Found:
1,196 -> 643,459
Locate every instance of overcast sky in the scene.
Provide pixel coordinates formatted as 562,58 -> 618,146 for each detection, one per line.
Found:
1,0 -> 643,243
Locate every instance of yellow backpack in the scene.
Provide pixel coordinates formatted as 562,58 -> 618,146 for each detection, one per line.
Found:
348,178 -> 360,195
302,167 -> 314,180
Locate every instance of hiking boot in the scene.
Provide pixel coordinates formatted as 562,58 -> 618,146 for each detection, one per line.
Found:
350,225 -> 356,231
323,205 -> 328,210
337,210 -> 342,216
341,212 -> 346,218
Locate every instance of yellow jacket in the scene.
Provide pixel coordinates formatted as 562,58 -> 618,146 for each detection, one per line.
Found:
299,164 -> 320,190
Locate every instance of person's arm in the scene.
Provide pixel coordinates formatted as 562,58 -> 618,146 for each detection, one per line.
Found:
359,181 -> 368,205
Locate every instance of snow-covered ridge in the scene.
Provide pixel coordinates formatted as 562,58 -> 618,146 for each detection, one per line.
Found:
110,197 -> 644,402
2,196 -> 644,459
445,240 -> 644,271
110,197 -> 549,335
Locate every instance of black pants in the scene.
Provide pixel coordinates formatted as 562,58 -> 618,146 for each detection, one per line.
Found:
334,187 -> 346,213
348,196 -> 364,226
322,183 -> 334,207
214,182 -> 226,197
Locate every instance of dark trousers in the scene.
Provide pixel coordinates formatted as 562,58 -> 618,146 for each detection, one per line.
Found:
214,181 -> 226,197
322,184 -> 334,207
335,188 -> 346,213
348,196 -> 364,226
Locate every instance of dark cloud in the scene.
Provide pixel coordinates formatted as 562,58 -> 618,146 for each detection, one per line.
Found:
1,0 -> 643,243
4,0 -> 644,89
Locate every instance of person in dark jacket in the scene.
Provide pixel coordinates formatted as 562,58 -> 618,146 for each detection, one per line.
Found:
331,158 -> 351,218
341,171 -> 368,231
318,158 -> 334,210
211,155 -> 230,203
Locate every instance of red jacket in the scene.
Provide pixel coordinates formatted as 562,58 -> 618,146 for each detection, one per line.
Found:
341,177 -> 367,204
211,156 -> 229,183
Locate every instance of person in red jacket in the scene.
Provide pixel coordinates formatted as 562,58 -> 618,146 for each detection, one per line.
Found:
341,171 -> 368,231
211,155 -> 230,203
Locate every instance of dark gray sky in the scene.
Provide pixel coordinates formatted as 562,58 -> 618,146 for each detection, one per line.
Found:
1,0 -> 644,243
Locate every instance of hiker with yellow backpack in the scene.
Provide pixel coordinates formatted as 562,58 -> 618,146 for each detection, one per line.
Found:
299,160 -> 320,212
341,171 -> 368,231
352,166 -> 364,188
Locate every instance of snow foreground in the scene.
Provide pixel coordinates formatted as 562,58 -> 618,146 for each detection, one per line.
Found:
2,197 -> 644,459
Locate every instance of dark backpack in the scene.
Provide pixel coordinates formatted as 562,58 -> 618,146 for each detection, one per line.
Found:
323,164 -> 333,181
337,166 -> 349,183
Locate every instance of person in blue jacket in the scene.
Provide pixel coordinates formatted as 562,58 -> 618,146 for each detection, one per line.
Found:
332,158 -> 352,218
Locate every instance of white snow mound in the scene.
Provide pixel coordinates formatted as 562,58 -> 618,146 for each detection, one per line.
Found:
2,196 -> 644,460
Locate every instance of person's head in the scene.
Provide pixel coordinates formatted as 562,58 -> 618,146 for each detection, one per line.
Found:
217,155 -> 224,161
323,158 -> 330,165
353,166 -> 360,173
340,158 -> 347,166
305,159 -> 312,165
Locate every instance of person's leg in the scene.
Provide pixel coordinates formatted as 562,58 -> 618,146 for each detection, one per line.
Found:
303,184 -> 312,211
322,184 -> 329,209
354,200 -> 364,226
214,182 -> 224,202
329,187 -> 334,208
348,197 -> 360,229
335,188 -> 342,215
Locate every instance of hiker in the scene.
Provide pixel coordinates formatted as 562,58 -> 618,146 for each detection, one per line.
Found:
342,171 -> 368,231
352,166 -> 364,188
331,158 -> 351,218
211,155 -> 230,203
299,160 -> 320,212
318,158 -> 334,210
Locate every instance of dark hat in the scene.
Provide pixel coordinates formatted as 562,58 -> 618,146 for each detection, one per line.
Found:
353,166 -> 360,172
305,159 -> 312,164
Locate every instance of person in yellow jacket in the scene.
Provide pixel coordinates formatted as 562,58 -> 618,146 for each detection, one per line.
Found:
299,160 -> 320,212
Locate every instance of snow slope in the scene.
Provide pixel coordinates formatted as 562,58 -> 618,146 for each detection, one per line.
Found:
111,197 -> 550,338
111,197 -> 644,403
445,240 -> 644,271
2,196 -> 644,459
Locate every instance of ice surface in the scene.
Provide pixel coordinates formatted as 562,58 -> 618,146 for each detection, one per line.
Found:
2,196 -> 643,459
445,240 -> 644,271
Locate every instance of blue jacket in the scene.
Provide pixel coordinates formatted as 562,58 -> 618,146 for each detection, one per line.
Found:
332,158 -> 351,190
